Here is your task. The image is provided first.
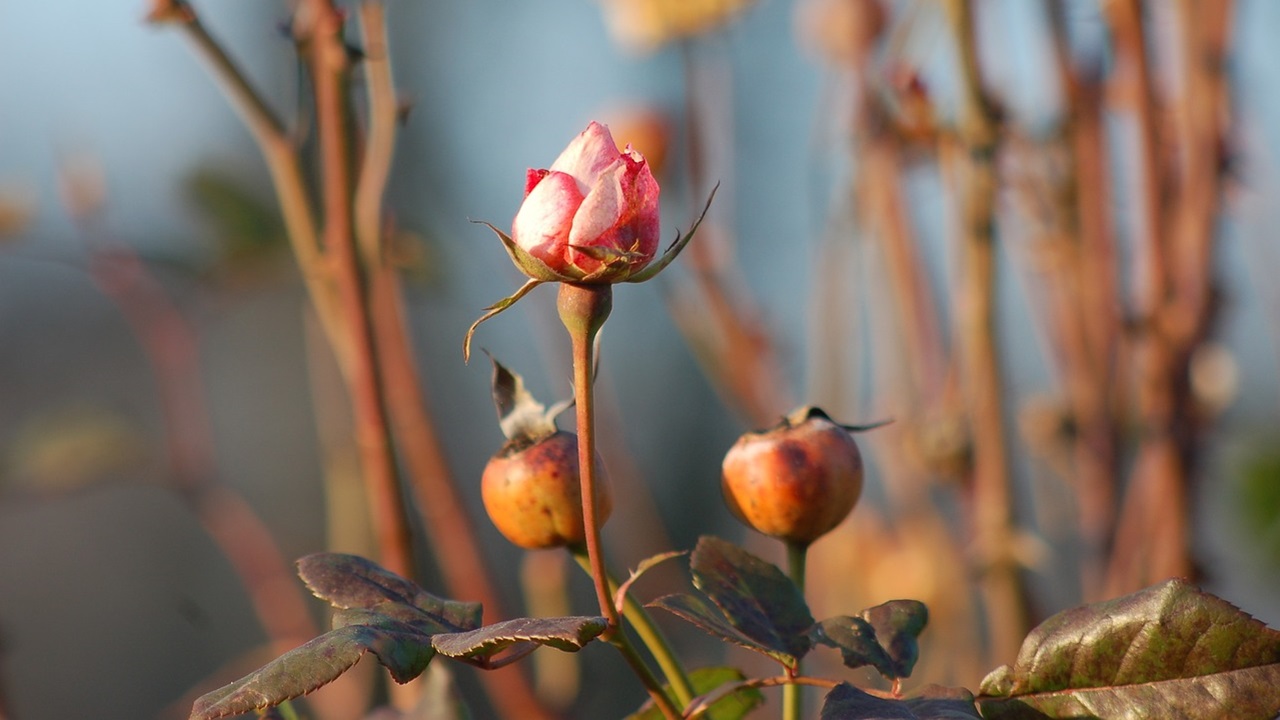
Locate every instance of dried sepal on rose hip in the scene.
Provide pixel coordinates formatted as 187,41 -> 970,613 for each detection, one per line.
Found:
480,355 -> 611,550
721,407 -> 886,546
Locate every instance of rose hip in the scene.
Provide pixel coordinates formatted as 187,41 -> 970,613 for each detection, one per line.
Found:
482,430 -> 612,550
721,407 -> 864,545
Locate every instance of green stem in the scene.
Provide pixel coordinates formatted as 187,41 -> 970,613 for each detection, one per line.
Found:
623,589 -> 695,709
784,541 -> 809,720
615,631 -> 682,720
570,547 -> 696,708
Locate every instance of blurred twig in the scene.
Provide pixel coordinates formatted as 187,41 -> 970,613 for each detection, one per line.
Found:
941,0 -> 1029,666
352,7 -> 558,716
838,0 -> 948,510
999,0 -> 1123,601
300,0 -> 414,580
154,3 -> 558,716
1102,0 -> 1234,596
158,4 -> 349,368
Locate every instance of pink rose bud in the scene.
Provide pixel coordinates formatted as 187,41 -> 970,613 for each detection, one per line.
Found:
512,122 -> 661,283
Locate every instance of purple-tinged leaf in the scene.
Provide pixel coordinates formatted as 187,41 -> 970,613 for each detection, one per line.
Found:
820,683 -> 980,720
904,686 -> 983,719
860,600 -> 928,679
626,666 -> 764,720
330,605 -> 452,636
297,553 -> 481,631
979,664 -> 1280,719
813,616 -> 896,677
977,579 -> 1280,719
190,617 -> 435,720
650,593 -> 801,667
431,616 -> 607,660
821,683 -> 916,720
690,536 -> 815,661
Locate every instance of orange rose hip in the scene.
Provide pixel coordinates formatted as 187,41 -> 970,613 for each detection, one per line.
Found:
721,407 -> 864,545
482,430 -> 612,550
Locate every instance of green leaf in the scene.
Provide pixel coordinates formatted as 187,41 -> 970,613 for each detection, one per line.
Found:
976,579 -> 1280,719
813,616 -> 896,677
650,593 -> 801,666
431,616 -> 608,661
297,553 -> 481,631
626,667 -> 764,720
820,683 -> 980,720
689,536 -> 815,662
190,616 -> 435,720
860,600 -> 929,679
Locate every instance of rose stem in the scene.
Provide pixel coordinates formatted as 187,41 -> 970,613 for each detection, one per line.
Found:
569,546 -> 696,708
783,540 -> 808,720
558,284 -> 681,719
558,283 -> 616,627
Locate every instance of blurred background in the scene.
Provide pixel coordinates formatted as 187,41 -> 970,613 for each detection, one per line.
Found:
1,0 -> 1279,718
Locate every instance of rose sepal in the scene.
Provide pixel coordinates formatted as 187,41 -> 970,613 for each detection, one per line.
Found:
463,278 -> 545,363
625,183 -> 718,284
573,241 -> 649,283
476,220 -> 575,283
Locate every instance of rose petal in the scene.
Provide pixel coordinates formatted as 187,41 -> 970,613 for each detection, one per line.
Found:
569,160 -> 629,252
567,154 -> 661,275
511,170 -> 583,274
626,151 -> 662,261
524,168 -> 550,198
549,121 -> 621,191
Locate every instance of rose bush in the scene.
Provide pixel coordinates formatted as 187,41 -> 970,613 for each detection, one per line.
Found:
511,121 -> 660,282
